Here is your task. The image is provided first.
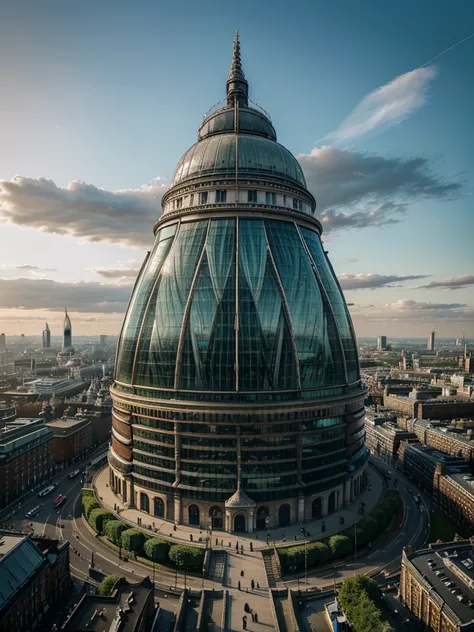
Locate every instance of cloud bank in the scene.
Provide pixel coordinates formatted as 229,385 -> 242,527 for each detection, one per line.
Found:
338,273 -> 428,290
0,277 -> 132,313
0,176 -> 167,247
418,275 -> 474,290
324,66 -> 438,143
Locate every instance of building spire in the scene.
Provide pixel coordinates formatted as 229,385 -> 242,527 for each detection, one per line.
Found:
227,30 -> 248,107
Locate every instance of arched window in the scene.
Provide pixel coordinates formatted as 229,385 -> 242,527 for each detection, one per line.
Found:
188,504 -> 200,526
278,503 -> 291,527
140,492 -> 149,513
209,506 -> 223,529
234,514 -> 246,532
154,497 -> 164,518
256,506 -> 269,530
312,497 -> 322,519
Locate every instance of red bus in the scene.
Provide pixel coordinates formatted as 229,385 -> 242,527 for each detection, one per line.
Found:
53,494 -> 67,509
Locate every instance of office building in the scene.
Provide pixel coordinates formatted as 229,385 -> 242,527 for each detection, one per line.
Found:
434,466 -> 474,535
408,419 -> 474,473
398,443 -> 469,494
109,35 -> 368,533
364,408 -> 417,463
427,330 -> 436,352
400,541 -> 474,632
62,577 -> 156,631
63,308 -> 72,349
42,322 -> 51,349
0,418 -> 53,508
0,531 -> 71,632
46,416 -> 93,463
377,335 -> 387,350
0,401 -> 16,428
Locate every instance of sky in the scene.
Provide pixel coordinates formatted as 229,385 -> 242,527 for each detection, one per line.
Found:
0,0 -> 473,340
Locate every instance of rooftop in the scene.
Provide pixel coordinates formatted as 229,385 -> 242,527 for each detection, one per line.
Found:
0,534 -> 46,612
408,542 -> 474,626
62,577 -> 154,631
46,416 -> 90,435
406,444 -> 470,471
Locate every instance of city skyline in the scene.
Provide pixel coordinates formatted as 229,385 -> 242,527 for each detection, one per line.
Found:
1,0 -> 474,338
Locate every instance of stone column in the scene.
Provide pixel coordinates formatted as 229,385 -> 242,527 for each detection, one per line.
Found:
225,510 -> 231,533
297,493 -> 305,522
322,495 -> 329,517
248,510 -> 254,533
344,477 -> 352,506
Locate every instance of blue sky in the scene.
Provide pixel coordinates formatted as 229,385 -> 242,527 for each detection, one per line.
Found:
0,0 -> 473,339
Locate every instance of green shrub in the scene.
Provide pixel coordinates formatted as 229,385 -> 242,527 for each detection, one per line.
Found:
144,538 -> 170,563
98,575 -> 122,596
329,535 -> 353,558
307,541 -> 331,566
105,520 -> 128,546
337,577 -> 385,632
121,528 -> 146,555
82,496 -> 100,520
279,546 -> 305,571
168,545 -> 204,571
357,517 -> 379,545
88,509 -> 114,534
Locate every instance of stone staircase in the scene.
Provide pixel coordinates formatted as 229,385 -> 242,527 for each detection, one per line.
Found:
262,548 -> 281,588
208,550 -> 227,584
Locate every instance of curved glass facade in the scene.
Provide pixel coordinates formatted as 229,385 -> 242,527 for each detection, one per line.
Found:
110,37 -> 368,530
116,218 -> 358,393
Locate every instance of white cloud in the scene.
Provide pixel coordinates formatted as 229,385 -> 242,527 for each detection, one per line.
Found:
338,273 -> 428,290
298,146 -> 461,233
324,66 -> 438,143
418,275 -> 474,290
0,176 -> 167,247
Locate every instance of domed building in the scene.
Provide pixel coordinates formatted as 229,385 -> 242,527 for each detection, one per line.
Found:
109,35 -> 368,532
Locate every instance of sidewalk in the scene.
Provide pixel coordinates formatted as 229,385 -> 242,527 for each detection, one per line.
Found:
93,464 -> 385,551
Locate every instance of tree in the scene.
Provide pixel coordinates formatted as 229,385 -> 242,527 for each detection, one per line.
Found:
371,508 -> 388,530
328,535 -> 352,558
121,529 -> 146,555
338,576 -> 381,610
144,538 -> 170,563
168,545 -> 204,571
105,520 -> 127,546
98,575 -> 122,596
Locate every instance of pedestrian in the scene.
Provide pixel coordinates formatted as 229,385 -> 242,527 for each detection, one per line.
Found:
257,581 -> 260,589
241,569 -> 244,577
254,612 -> 259,623
236,541 -> 239,551
241,544 -> 244,554
251,579 -> 255,590
250,542 -> 253,552
251,612 -> 255,622
238,580 -> 241,591
242,615 -> 247,630
244,602 -> 250,613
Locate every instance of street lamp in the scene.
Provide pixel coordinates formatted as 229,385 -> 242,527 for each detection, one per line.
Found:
304,538 -> 308,585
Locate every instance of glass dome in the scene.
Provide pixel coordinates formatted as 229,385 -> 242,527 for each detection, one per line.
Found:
172,133 -> 306,187
115,217 -> 359,395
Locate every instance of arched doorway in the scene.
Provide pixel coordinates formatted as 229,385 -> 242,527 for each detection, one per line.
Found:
140,492 -> 149,513
328,491 -> 336,514
278,503 -> 291,527
209,506 -> 223,529
154,497 -> 164,518
312,497 -> 322,519
234,514 -> 246,532
256,506 -> 269,530
188,504 -> 200,526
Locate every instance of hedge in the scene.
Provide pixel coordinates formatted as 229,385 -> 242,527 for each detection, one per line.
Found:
83,497 -> 100,520
144,538 -> 170,563
329,535 -> 353,558
98,575 -> 122,596
169,545 -> 205,571
307,541 -> 331,566
104,520 -> 127,545
121,528 -> 146,555
89,509 -> 114,535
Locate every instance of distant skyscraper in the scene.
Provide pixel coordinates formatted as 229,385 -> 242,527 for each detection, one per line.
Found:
63,308 -> 72,349
427,330 -> 436,352
0,333 -> 5,350
42,323 -> 51,348
377,335 -> 387,350
99,335 -> 108,346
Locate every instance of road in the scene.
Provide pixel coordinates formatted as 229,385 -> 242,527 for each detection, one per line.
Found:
286,456 -> 431,590
5,453 -> 430,594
